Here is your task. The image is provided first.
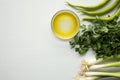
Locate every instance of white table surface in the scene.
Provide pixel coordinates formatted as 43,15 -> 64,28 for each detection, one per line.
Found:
0,0 -> 118,80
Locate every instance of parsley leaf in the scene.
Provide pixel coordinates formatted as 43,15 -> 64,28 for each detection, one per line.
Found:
69,17 -> 120,59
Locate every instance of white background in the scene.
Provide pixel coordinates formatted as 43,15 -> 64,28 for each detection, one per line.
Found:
0,0 -> 117,80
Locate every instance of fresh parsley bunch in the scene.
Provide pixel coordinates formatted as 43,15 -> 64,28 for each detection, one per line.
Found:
69,17 -> 120,59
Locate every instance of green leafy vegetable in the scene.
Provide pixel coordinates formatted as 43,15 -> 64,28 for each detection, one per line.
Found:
69,17 -> 120,59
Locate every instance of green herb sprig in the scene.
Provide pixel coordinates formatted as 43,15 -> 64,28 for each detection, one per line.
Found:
69,17 -> 120,59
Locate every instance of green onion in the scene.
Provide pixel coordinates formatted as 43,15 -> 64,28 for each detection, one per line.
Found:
73,56 -> 120,80
89,61 -> 120,70
85,72 -> 120,78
